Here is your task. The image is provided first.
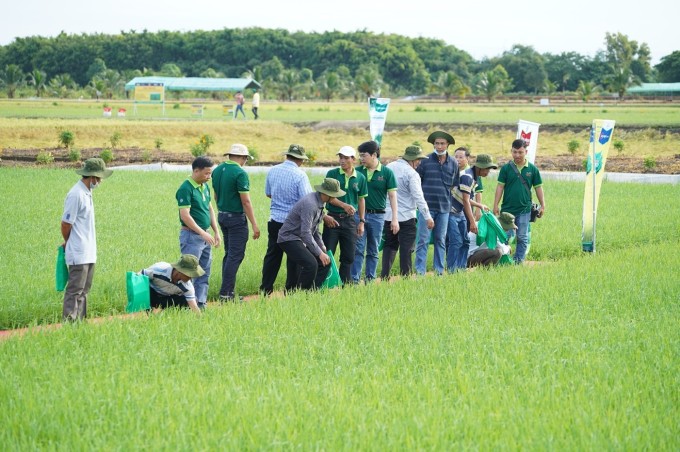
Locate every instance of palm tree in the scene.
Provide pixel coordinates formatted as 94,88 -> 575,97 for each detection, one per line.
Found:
49,74 -> 78,98
434,71 -> 470,101
88,78 -> 106,100
316,71 -> 344,102
277,69 -> 301,102
354,64 -> 384,98
576,80 -> 598,102
1,64 -> 26,99
28,69 -> 47,98
475,65 -> 511,102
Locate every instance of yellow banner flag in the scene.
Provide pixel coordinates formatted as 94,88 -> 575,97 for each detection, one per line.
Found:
582,119 -> 616,252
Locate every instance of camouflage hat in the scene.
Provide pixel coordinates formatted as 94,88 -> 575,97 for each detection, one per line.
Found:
498,212 -> 518,231
75,158 -> 113,178
473,154 -> 498,169
283,144 -> 309,160
402,145 -> 427,161
314,178 -> 346,198
172,254 -> 205,278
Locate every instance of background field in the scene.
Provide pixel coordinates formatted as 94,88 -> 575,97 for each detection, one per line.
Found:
0,166 -> 678,448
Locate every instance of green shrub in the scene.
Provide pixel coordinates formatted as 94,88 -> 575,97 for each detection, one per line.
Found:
154,138 -> 163,150
173,103 -> 180,109
567,139 -> 580,155
613,139 -> 624,153
110,131 -> 122,148
58,130 -> 75,149
189,134 -> 215,157
36,151 -> 54,164
67,148 -> 81,162
141,150 -> 152,163
304,150 -> 317,165
643,156 -> 656,170
414,105 -> 427,112
100,148 -> 114,163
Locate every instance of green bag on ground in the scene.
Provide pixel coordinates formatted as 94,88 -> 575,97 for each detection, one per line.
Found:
498,254 -> 513,266
56,245 -> 69,292
321,250 -> 341,289
126,271 -> 150,313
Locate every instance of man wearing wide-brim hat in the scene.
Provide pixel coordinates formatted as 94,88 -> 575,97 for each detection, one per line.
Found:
212,143 -> 260,302
140,254 -> 205,313
60,158 -> 113,321
414,131 -> 458,275
260,144 -> 314,295
447,153 -> 498,272
467,212 -> 516,268
381,145 -> 435,278
278,178 -> 346,291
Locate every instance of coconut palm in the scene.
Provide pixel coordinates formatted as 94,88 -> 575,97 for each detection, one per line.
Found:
1,64 -> 26,99
28,69 -> 48,98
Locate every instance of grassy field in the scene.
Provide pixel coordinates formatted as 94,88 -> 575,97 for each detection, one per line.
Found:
0,166 -> 678,448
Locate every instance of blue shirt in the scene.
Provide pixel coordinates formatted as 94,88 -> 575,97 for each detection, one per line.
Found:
416,152 -> 458,213
265,160 -> 313,223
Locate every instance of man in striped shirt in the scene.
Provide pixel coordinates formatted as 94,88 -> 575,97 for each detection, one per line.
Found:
141,254 -> 205,313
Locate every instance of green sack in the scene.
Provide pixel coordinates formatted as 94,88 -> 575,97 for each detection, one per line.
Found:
321,250 -> 341,289
126,271 -> 150,313
56,245 -> 69,291
498,254 -> 513,266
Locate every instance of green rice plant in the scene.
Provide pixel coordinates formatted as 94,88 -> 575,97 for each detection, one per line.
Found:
58,129 -> 75,149
141,149 -> 152,163
67,148 -> 81,162
613,139 -> 625,153
99,148 -> 113,163
154,138 -> 163,150
109,130 -> 122,148
644,156 -> 656,170
567,139 -> 580,155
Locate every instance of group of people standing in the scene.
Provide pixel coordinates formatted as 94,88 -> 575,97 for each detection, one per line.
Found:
233,89 -> 260,120
59,132 -> 546,320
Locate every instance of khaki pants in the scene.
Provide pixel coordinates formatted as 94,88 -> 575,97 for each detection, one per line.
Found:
63,263 -> 95,321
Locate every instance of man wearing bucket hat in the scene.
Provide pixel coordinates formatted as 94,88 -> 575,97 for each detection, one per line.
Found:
278,178 -> 346,291
140,254 -> 205,313
60,157 -> 113,321
467,212 -> 516,267
322,145 -> 368,285
176,156 -> 220,310
260,144 -> 314,295
414,131 -> 458,275
381,145 -> 435,278
447,153 -> 498,272
212,143 -> 261,302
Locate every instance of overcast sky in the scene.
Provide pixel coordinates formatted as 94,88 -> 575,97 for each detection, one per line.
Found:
3,0 -> 677,65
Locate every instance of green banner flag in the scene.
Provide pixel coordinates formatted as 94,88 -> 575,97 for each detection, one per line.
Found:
582,119 -> 616,252
368,97 -> 390,147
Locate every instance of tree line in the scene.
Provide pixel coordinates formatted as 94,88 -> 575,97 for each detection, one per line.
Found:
0,28 -> 678,102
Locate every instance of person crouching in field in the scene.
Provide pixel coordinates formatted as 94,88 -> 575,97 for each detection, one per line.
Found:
467,212 -> 516,267
278,178 -> 346,291
141,254 -> 205,313
60,158 -> 113,321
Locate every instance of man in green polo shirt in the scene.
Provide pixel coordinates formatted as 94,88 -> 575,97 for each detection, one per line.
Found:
352,140 -> 399,283
493,139 -> 546,264
212,143 -> 261,302
322,145 -> 368,284
176,155 -> 221,310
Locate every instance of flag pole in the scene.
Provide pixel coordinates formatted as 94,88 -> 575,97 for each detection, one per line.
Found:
591,122 -> 597,253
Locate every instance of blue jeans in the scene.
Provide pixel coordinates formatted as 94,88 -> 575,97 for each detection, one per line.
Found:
507,212 -> 530,263
446,212 -> 469,272
180,228 -> 212,308
415,210 -> 449,275
218,212 -> 249,298
351,212 -> 384,282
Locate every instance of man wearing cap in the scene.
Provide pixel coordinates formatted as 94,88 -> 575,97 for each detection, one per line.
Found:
260,144 -> 314,295
212,143 -> 261,302
176,156 -> 221,310
447,153 -> 497,272
278,178 -> 346,291
493,139 -> 546,264
60,157 -> 113,321
352,140 -> 399,283
415,131 -> 458,276
381,145 -> 434,278
140,254 -> 205,313
467,213 -> 516,267
322,146 -> 367,285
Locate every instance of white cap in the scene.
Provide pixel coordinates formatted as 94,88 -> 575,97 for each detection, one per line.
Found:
337,146 -> 356,158
225,143 -> 253,159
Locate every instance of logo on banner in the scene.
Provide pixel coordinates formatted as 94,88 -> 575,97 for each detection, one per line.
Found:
374,102 -> 388,112
598,128 -> 612,145
520,130 -> 532,146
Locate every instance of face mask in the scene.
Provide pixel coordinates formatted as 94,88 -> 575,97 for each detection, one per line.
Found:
90,179 -> 99,190
435,149 -> 447,156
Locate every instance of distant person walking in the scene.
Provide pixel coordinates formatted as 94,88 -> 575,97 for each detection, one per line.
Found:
251,89 -> 260,120
260,144 -> 313,295
234,91 -> 246,119
176,156 -> 221,309
60,158 -> 113,321
212,144 -> 260,302
493,139 -> 546,264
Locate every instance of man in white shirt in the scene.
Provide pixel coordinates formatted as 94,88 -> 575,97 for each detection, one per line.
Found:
467,212 -> 516,267
141,254 -> 205,313
60,158 -> 112,321
381,145 -> 435,278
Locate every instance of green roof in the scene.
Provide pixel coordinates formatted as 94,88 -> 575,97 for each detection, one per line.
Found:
124,77 -> 261,92
627,83 -> 680,94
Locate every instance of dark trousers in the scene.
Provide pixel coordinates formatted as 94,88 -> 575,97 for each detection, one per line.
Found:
381,218 -> 417,278
252,107 -> 259,119
218,212 -> 249,298
278,240 -> 330,291
149,287 -> 189,309
468,249 -> 502,268
260,220 -> 298,295
322,213 -> 357,284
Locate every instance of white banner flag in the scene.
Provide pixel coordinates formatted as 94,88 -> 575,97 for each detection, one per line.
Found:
516,120 -> 541,164
368,97 -> 390,147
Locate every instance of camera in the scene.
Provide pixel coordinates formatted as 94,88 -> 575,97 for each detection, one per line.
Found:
530,203 -> 541,222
